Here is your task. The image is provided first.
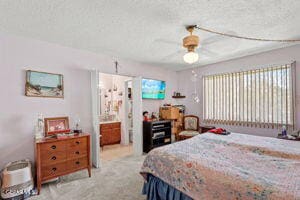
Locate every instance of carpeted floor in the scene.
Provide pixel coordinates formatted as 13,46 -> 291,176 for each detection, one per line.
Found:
31,156 -> 146,200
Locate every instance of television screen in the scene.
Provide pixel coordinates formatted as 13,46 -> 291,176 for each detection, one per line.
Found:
142,79 -> 166,99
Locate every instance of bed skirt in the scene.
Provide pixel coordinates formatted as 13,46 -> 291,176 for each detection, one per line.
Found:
142,174 -> 192,200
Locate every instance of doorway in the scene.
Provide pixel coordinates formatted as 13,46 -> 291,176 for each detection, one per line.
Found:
91,70 -> 142,168
98,73 -> 133,162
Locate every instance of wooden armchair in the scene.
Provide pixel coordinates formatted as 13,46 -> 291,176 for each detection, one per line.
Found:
178,115 -> 200,141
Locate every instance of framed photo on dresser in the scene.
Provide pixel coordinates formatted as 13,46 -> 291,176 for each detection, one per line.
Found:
44,117 -> 70,136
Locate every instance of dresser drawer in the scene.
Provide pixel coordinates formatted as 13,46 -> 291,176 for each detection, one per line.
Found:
100,124 -> 112,130
41,152 -> 67,166
67,157 -> 88,171
41,162 -> 66,179
110,128 -> 121,143
67,148 -> 87,159
111,122 -> 120,128
67,137 -> 87,149
101,129 -> 111,145
40,141 -> 66,153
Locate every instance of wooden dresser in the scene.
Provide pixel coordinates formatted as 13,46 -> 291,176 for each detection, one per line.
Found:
100,122 -> 121,147
35,133 -> 91,194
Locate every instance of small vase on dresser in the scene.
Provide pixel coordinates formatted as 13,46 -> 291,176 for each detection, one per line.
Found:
34,113 -> 44,139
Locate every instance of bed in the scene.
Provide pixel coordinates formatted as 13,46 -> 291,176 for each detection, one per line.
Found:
140,133 -> 300,200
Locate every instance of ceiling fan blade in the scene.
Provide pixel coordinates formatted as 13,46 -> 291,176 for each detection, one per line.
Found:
201,35 -> 226,45
197,47 -> 218,57
201,31 -> 236,45
161,49 -> 185,61
154,38 -> 181,46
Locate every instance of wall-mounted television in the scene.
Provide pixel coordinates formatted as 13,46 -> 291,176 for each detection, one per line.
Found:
142,78 -> 166,99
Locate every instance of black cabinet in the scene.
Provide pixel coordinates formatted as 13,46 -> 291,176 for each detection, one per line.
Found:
143,120 -> 172,153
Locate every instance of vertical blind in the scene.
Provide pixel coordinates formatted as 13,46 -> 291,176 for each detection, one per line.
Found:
203,62 -> 296,129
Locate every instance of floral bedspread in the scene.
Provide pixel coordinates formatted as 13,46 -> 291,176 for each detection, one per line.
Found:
140,133 -> 300,200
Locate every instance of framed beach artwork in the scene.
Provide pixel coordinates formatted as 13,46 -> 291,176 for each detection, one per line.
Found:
25,70 -> 64,98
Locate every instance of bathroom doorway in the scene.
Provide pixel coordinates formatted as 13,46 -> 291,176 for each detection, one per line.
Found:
98,73 -> 133,162
91,70 -> 142,168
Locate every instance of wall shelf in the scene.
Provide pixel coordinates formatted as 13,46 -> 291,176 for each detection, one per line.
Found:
172,96 -> 186,99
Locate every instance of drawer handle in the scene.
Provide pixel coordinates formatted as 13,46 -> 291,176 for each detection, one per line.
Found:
51,145 -> 56,149
76,141 -> 80,145
75,151 -> 80,155
52,167 -> 57,172
51,156 -> 57,160
75,161 -> 80,165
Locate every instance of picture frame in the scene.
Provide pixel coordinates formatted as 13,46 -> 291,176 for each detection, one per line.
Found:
25,70 -> 64,98
44,117 -> 70,136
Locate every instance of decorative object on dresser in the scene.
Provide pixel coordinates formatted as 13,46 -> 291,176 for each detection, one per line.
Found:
34,113 -> 45,139
44,116 -> 70,136
99,122 -> 121,148
178,115 -> 200,141
35,133 -> 91,194
143,120 -> 172,153
73,115 -> 82,133
25,70 -> 64,98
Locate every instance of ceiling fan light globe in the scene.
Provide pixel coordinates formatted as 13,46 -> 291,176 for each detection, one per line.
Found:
183,52 -> 199,64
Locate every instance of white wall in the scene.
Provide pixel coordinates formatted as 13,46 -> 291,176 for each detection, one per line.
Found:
0,33 -> 177,169
177,44 -> 300,137
99,73 -> 114,116
99,73 -> 131,117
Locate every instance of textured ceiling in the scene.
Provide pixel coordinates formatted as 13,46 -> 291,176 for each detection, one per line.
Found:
0,0 -> 299,71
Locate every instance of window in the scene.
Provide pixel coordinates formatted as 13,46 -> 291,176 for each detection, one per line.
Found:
203,62 -> 296,129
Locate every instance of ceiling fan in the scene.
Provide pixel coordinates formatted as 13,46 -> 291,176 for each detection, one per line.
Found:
155,25 -> 229,64
182,25 -> 200,64
156,24 -> 300,65
154,25 -> 241,64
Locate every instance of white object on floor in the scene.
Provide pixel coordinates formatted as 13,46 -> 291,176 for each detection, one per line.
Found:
1,159 -> 34,199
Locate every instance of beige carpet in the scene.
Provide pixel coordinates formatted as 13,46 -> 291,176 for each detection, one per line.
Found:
31,156 -> 146,200
101,144 -> 133,161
